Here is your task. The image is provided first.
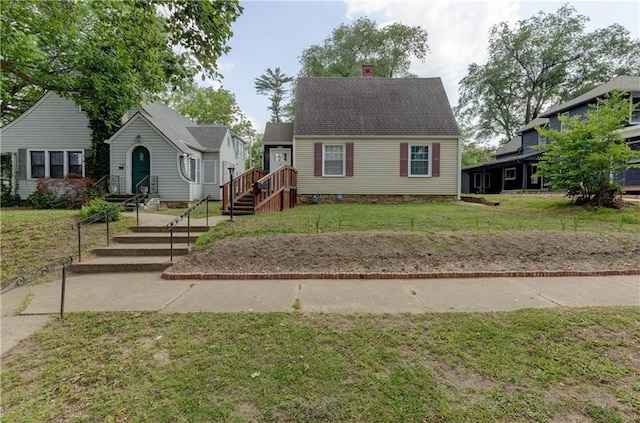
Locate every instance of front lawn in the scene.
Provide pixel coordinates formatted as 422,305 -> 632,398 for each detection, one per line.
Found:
1,308 -> 638,422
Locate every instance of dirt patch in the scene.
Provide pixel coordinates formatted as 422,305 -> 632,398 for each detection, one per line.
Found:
170,231 -> 640,274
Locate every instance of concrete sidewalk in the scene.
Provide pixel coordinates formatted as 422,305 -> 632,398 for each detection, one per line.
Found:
2,272 -> 638,355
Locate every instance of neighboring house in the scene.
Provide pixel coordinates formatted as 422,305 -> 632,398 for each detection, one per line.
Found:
262,66 -> 461,199
462,76 -> 640,194
0,92 -> 247,202
0,92 -> 93,199
107,102 -> 247,202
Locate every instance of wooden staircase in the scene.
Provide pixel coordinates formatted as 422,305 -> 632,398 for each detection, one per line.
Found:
222,166 -> 297,216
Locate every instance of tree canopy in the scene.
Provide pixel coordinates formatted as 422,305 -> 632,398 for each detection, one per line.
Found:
457,4 -> 640,144
1,0 -> 242,177
254,67 -> 294,123
535,91 -> 640,207
299,17 -> 429,78
162,85 -> 255,139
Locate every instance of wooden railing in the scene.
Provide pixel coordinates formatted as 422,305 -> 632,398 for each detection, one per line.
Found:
253,166 -> 297,215
221,168 -> 268,212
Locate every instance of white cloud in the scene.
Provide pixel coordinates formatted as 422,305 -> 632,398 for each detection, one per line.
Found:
343,0 -> 521,106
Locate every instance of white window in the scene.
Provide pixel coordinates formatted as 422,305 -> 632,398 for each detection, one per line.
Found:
28,150 -> 84,179
409,145 -> 430,176
631,97 -> 640,124
505,167 -> 516,181
538,134 -> 548,145
323,144 -> 344,176
189,157 -> 198,183
203,160 -> 217,184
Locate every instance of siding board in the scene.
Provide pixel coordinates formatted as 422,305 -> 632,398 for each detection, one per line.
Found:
296,138 -> 459,195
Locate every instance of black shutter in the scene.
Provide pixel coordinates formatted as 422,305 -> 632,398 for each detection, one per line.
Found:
18,149 -> 26,180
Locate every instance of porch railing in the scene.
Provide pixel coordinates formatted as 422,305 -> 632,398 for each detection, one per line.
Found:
253,166 -> 297,215
92,175 -> 109,194
221,168 -> 268,212
135,175 -> 158,194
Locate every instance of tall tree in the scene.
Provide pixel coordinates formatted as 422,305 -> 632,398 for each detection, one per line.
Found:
1,0 -> 242,178
162,85 -> 255,139
535,91 -> 640,207
457,4 -> 640,144
299,17 -> 429,78
254,67 -> 294,123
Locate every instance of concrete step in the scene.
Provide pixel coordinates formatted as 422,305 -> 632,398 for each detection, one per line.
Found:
92,243 -> 190,256
68,256 -> 173,274
129,225 -> 210,233
113,233 -> 206,244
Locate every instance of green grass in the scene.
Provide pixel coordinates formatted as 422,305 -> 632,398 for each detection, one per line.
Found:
1,209 -> 135,280
2,308 -> 638,422
196,195 -> 640,247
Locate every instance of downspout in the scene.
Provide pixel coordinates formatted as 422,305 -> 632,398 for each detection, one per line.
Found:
456,137 -> 461,200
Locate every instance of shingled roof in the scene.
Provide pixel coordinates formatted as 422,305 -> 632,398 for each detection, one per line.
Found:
293,77 -> 459,137
187,126 -> 230,151
540,76 -> 640,117
263,122 -> 294,145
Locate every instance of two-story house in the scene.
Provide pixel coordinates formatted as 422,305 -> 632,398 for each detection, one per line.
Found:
462,76 -> 640,194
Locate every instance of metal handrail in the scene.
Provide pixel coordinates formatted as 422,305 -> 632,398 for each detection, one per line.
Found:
0,256 -> 73,318
166,194 -> 211,261
92,175 -> 109,193
73,193 -> 147,261
135,175 -> 150,193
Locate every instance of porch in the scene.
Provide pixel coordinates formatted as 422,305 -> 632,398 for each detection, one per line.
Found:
221,166 -> 297,216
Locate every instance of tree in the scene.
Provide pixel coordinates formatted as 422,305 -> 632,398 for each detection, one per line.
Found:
1,0 -> 242,178
457,4 -> 640,144
246,133 -> 263,169
162,85 -> 255,139
462,140 -> 495,167
254,68 -> 294,123
535,91 -> 640,207
299,17 -> 429,78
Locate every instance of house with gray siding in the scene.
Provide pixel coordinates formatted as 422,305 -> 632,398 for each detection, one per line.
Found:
462,76 -> 640,194
0,92 -> 247,202
262,66 -> 462,200
0,92 -> 93,199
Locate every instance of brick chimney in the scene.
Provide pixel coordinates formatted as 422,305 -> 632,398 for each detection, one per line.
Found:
361,63 -> 374,77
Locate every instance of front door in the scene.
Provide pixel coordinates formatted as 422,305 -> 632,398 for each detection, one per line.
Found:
131,146 -> 150,193
269,148 -> 291,172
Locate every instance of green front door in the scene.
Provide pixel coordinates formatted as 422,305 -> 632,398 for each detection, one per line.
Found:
132,146 -> 150,193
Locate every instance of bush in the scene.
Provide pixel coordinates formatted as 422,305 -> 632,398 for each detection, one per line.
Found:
78,199 -> 121,222
26,177 -> 96,209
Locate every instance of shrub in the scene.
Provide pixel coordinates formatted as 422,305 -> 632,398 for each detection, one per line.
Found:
78,199 -> 121,222
26,177 -> 95,209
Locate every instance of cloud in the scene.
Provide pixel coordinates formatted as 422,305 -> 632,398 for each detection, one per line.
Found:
343,0 -> 521,106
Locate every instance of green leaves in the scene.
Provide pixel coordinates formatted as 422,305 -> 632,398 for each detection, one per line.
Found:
299,17 -> 429,79
254,67 -> 295,123
457,4 -> 640,144
535,91 -> 640,205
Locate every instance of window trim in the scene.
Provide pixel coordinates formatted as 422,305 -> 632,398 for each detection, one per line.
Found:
473,172 -> 490,189
504,167 -> 516,181
408,144 -> 431,177
630,96 -> 640,124
27,149 -> 84,180
322,144 -> 345,177
203,159 -> 217,185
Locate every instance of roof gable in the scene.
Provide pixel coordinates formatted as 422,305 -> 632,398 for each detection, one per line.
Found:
264,122 -> 294,144
187,126 -> 229,151
293,77 -> 459,137
540,76 -> 640,117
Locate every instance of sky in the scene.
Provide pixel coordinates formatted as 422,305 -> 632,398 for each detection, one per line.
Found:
205,0 -> 640,139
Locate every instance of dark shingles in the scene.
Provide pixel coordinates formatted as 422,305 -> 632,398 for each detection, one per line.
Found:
495,135 -> 522,157
263,122 -> 294,144
293,77 -> 460,137
187,126 -> 229,151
